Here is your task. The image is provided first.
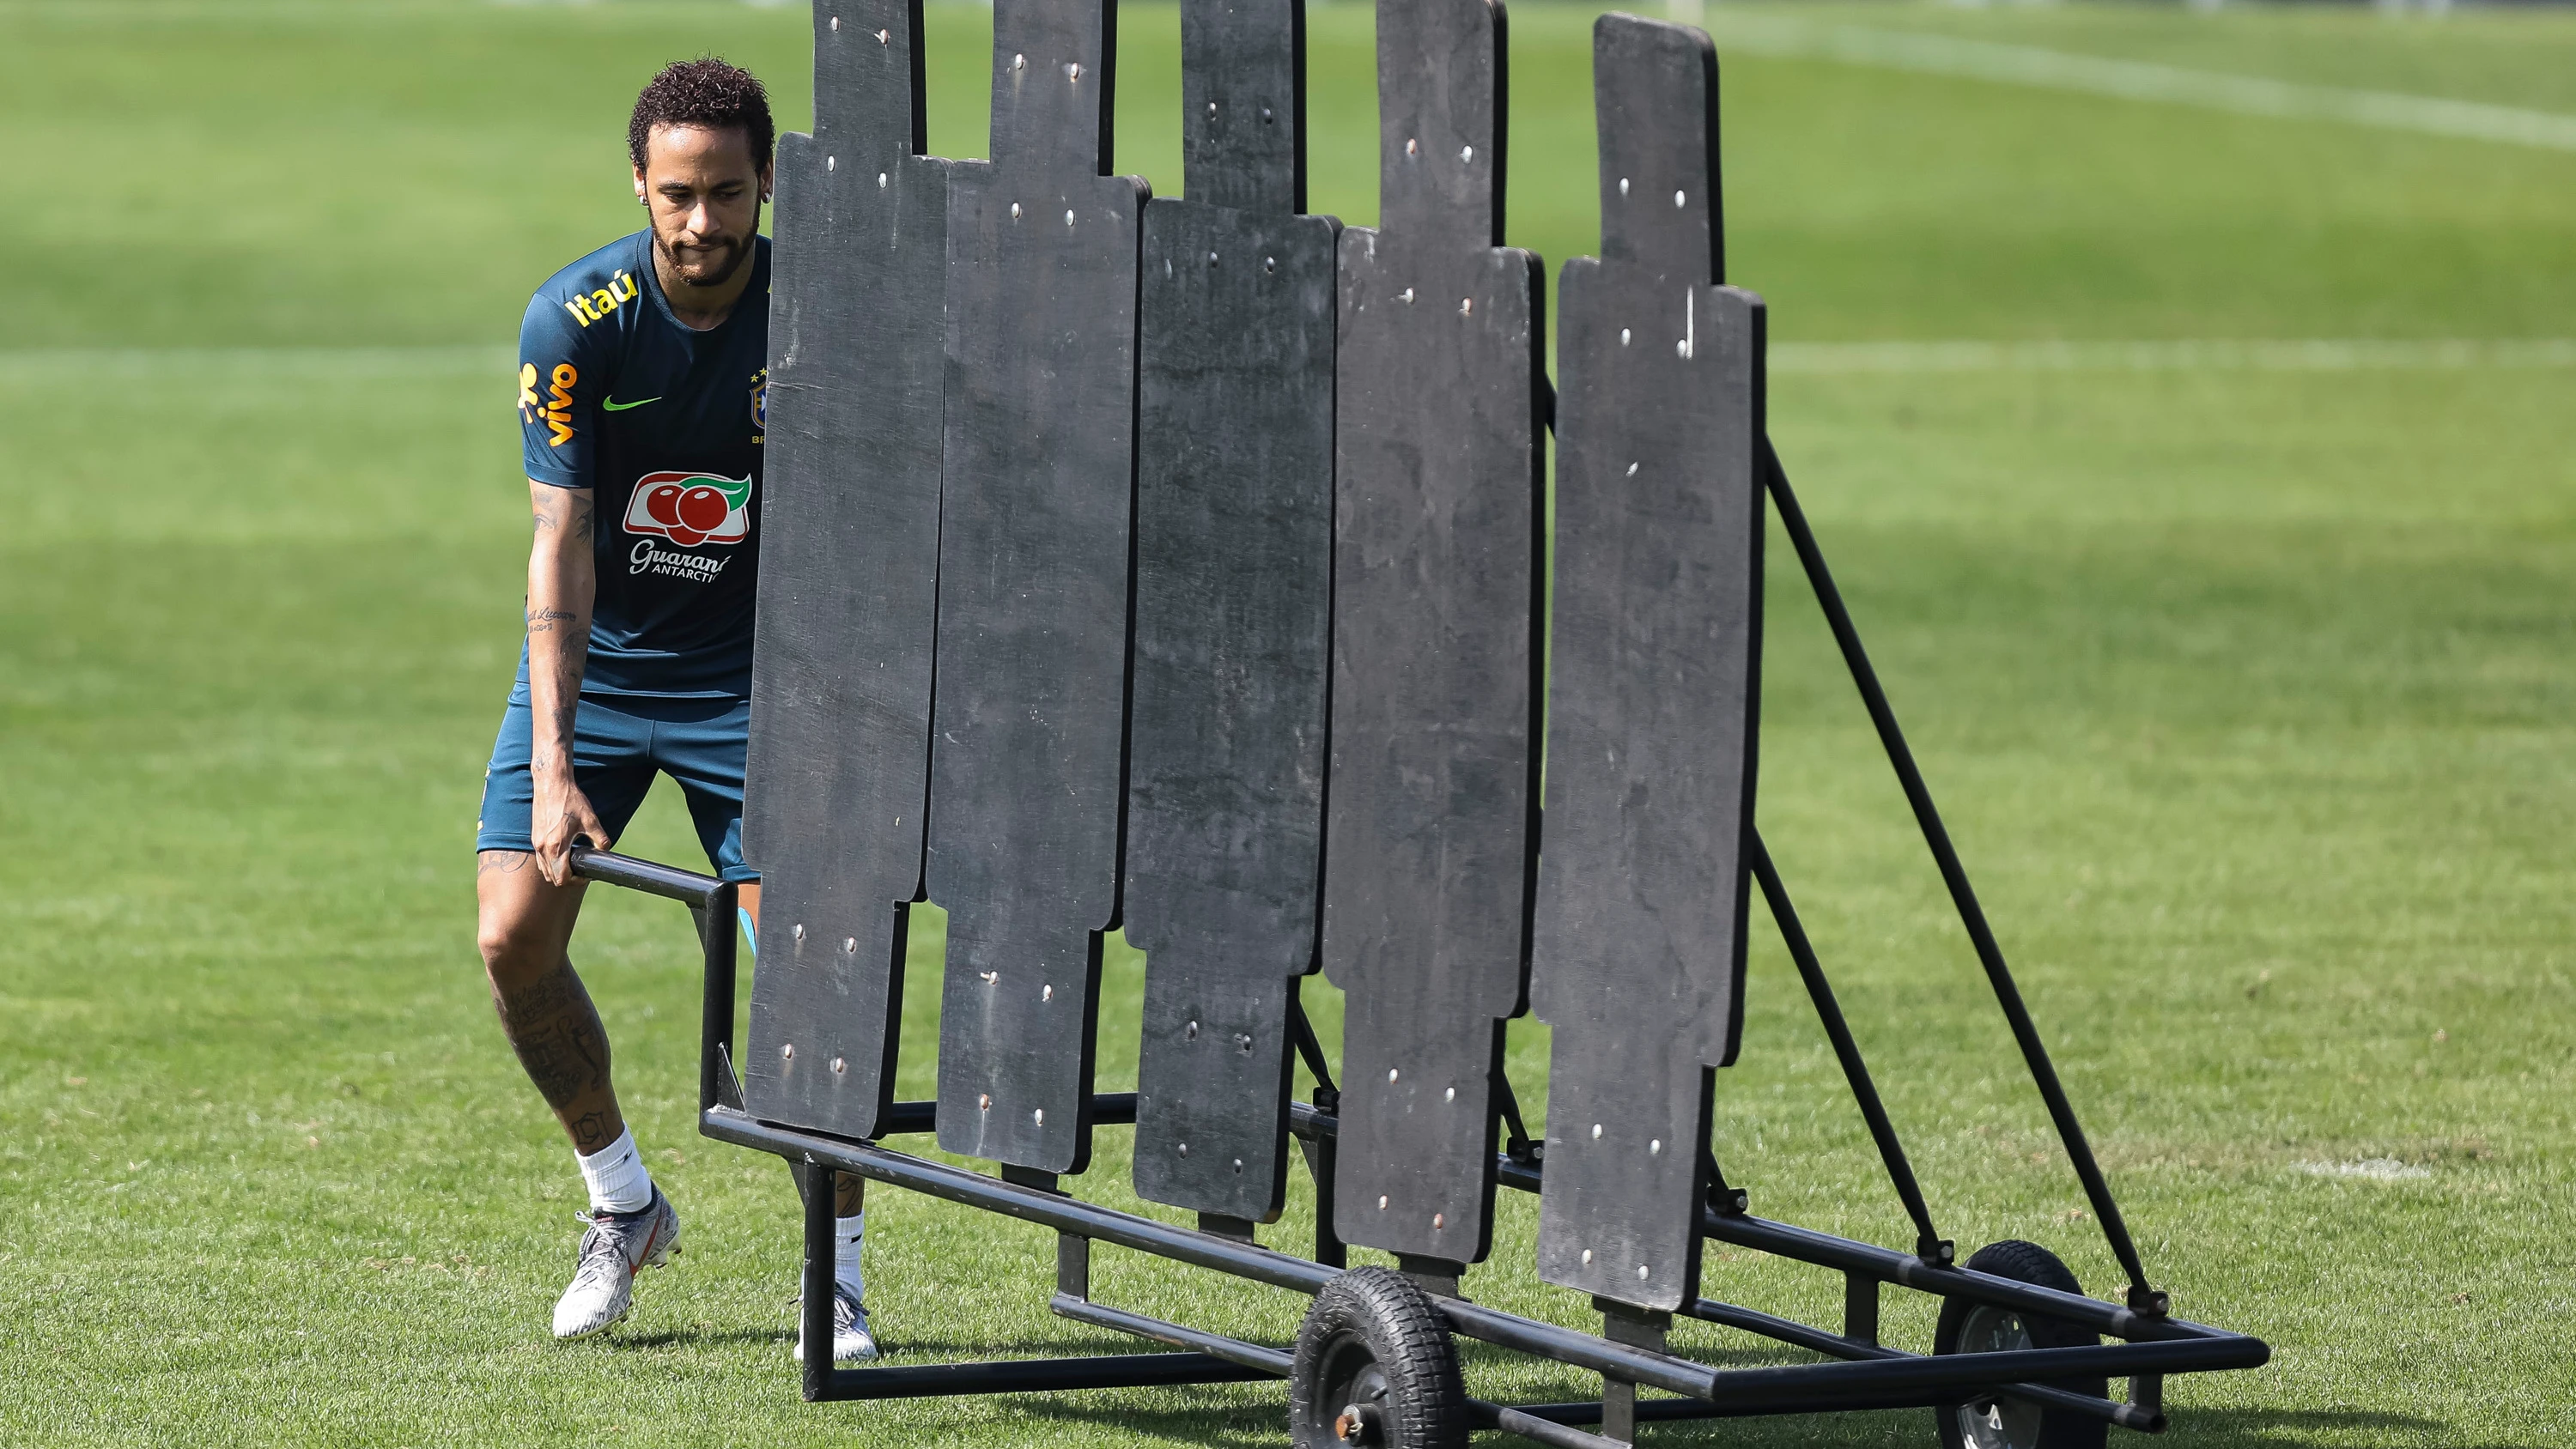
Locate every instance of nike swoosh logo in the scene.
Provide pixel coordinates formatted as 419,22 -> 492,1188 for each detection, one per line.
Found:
600,396 -> 661,412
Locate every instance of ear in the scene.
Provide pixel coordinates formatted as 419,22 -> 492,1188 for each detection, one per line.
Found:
633,166 -> 648,205
758,160 -> 775,205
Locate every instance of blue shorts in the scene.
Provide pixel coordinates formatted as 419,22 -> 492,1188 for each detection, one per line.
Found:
477,690 -> 759,882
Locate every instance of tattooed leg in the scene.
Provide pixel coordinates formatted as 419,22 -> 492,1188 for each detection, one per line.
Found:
478,849 -> 625,1152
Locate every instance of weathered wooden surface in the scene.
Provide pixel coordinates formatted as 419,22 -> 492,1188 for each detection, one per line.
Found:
1127,0 -> 1337,1224
1321,0 -> 1544,1267
928,0 -> 1150,1175
743,0 -> 948,1142
1532,11 -> 1765,1313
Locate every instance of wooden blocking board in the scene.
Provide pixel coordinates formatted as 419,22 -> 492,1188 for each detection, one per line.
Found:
1321,0 -> 1544,1267
929,0 -> 1149,1175
1127,0 -> 1336,1224
742,0 -> 948,1143
1531,12 -> 1763,1313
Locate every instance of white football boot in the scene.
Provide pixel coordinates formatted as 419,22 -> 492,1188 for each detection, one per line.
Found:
552,1187 -> 680,1340
793,1286 -> 879,1363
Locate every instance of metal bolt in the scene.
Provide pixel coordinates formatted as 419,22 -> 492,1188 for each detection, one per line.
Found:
826,155 -> 835,172
878,173 -> 888,189
1620,328 -> 1631,346
829,15 -> 839,30
1400,288 -> 1414,305
1236,1034 -> 1253,1052
1207,101 -> 1218,118
1178,1143 -> 1188,1156
1677,339 -> 1690,358
1638,1264 -> 1651,1280
1012,52 -> 1024,70
1675,189 -> 1687,208
1067,63 -> 1082,80
781,1043 -> 795,1060
793,923 -> 806,942
1461,145 -> 1474,162
980,970 -> 998,984
876,27 -> 888,44
1042,983 -> 1054,1001
1619,177 -> 1631,196
1263,256 -> 1276,274
1432,1213 -> 1445,1230
1583,1248 -> 1594,1264
1261,107 -> 1273,123
1388,1068 -> 1400,1082
1186,1021 -> 1199,1039
1406,137 -> 1418,156
831,1057 -> 847,1075
1233,1158 -> 1243,1172
979,1093 -> 992,1110
1444,1086 -> 1455,1102
1378,1195 -> 1389,1210
1650,1138 -> 1662,1155
844,937 -> 857,953
1011,202 -> 1022,220
1065,209 -> 1075,227
1208,250 -> 1219,266
1034,1108 -> 1045,1125
1592,1124 -> 1603,1139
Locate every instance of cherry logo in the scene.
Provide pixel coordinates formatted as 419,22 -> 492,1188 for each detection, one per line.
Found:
623,470 -> 751,549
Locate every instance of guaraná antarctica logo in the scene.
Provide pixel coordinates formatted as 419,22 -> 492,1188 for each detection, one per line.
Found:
623,470 -> 753,579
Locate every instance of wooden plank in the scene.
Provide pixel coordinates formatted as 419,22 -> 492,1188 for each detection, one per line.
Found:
742,0 -> 947,1143
1530,12 -> 1765,1313
1321,0 -> 1544,1268
1127,0 -> 1337,1225
928,0 -> 1150,1175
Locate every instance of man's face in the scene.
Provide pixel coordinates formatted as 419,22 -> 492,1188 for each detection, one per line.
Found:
633,124 -> 770,289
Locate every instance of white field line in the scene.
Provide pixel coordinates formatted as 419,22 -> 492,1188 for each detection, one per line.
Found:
0,344 -> 513,385
1701,15 -> 2576,154
1770,337 -> 2576,373
2,339 -> 2569,385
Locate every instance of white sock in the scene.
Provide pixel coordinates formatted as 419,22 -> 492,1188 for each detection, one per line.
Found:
577,1129 -> 655,1216
835,1213 -> 866,1304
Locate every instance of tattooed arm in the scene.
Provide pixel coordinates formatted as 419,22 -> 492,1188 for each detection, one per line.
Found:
527,481 -> 609,885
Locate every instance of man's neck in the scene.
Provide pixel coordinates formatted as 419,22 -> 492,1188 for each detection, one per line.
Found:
653,239 -> 756,331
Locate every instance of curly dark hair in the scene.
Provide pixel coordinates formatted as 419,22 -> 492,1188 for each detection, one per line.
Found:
627,58 -> 775,173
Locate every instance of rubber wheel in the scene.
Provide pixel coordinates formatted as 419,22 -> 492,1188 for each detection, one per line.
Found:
1289,1267 -> 1467,1449
1932,1240 -> 2110,1449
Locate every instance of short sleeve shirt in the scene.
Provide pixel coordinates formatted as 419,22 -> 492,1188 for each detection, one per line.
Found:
519,230 -> 769,700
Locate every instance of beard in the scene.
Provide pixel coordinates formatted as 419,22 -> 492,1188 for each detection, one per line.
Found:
657,229 -> 751,289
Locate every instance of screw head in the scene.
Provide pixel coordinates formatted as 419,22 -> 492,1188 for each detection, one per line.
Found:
1177,1143 -> 1188,1157
1377,1195 -> 1389,1210
978,1093 -> 992,1110
1583,1248 -> 1595,1264
1388,1068 -> 1400,1082
1675,190 -> 1686,208
1432,1213 -> 1445,1230
781,1043 -> 794,1060
831,1057 -> 847,1075
1033,1108 -> 1044,1125
793,923 -> 806,942
1592,1124 -> 1603,1140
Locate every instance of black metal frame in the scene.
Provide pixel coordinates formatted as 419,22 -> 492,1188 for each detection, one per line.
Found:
568,443 -> 2266,1444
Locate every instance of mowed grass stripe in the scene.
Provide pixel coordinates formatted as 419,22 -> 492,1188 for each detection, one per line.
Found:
1702,12 -> 2576,151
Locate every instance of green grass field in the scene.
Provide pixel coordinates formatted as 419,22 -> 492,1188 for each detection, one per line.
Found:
4,0 -> 2574,1443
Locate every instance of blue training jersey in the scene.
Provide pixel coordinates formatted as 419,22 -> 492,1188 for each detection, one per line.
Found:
519,230 -> 770,700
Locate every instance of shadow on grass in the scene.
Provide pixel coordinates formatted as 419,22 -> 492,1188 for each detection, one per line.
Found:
997,1387 -> 2529,1449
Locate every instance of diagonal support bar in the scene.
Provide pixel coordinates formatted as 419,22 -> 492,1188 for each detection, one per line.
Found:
1759,436 -> 2159,1312
1747,830 -> 1944,1261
